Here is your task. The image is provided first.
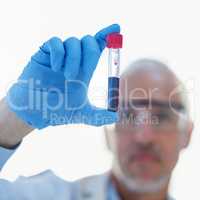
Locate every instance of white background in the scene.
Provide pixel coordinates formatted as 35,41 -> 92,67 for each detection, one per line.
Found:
0,0 -> 200,199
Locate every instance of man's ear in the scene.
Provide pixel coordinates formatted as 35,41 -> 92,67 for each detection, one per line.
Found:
181,120 -> 194,149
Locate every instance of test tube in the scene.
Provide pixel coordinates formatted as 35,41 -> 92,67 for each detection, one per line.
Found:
106,33 -> 123,112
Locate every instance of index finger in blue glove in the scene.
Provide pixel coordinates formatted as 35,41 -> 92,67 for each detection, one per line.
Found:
81,35 -> 101,84
31,48 -> 51,67
63,37 -> 81,80
95,24 -> 120,51
40,37 -> 65,72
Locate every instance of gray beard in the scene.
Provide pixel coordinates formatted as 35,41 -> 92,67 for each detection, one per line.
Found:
112,158 -> 170,194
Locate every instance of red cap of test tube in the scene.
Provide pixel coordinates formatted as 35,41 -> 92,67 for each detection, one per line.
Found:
106,33 -> 123,49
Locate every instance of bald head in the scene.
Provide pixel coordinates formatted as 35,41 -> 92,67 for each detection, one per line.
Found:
119,58 -> 189,116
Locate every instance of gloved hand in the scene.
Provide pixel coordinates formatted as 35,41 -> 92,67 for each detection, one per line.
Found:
6,24 -> 120,129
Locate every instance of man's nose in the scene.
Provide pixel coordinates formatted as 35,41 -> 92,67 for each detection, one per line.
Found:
133,121 -> 157,145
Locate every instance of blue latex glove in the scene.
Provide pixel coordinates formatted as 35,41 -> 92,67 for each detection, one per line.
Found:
6,24 -> 120,129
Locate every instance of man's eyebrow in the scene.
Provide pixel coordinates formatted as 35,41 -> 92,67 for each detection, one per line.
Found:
121,99 -> 185,111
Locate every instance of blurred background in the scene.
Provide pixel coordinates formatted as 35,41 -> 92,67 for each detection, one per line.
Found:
0,0 -> 199,199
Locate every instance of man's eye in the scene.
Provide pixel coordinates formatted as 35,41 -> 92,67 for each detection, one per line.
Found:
155,113 -> 170,121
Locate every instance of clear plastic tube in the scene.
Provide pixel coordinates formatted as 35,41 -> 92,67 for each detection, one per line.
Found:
108,48 -> 120,111
108,48 -> 120,77
106,33 -> 123,112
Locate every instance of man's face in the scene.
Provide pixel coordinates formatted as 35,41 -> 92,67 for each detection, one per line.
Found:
114,104 -> 182,183
106,68 -> 192,191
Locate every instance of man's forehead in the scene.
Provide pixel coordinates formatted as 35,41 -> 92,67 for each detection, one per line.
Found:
119,65 -> 183,104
